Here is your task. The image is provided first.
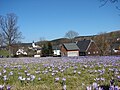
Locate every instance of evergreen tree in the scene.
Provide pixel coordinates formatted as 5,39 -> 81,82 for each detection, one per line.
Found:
48,42 -> 53,56
41,44 -> 48,56
41,42 -> 53,56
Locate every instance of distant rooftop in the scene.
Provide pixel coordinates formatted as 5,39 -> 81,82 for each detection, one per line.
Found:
63,43 -> 79,51
77,39 -> 91,52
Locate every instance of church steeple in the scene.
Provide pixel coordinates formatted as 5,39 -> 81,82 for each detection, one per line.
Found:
32,41 -> 36,47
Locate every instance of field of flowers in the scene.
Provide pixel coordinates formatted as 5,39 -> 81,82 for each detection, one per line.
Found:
0,56 -> 120,90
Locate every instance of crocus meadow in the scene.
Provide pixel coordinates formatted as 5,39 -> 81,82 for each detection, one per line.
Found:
0,56 -> 120,90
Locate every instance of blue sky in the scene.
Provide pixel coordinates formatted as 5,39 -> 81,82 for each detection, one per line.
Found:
0,0 -> 120,43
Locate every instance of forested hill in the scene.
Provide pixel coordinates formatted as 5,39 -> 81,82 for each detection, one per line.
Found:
49,30 -> 120,46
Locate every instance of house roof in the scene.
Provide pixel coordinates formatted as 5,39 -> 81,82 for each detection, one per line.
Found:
76,39 -> 91,52
112,42 -> 120,50
52,45 -> 60,50
63,43 -> 79,51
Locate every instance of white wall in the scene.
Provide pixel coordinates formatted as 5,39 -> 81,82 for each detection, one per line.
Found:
34,55 -> 41,57
67,51 -> 79,57
53,50 -> 60,56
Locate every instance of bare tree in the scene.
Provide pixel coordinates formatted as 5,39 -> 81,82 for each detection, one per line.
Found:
99,0 -> 120,10
0,33 -> 3,46
38,37 -> 47,46
39,37 -> 46,41
93,32 -> 109,55
65,30 -> 79,42
0,13 -> 22,57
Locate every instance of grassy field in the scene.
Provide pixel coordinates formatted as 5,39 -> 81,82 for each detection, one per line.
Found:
0,50 -> 9,57
0,56 -> 120,90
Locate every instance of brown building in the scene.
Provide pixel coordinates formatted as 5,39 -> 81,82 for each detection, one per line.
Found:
76,39 -> 101,56
110,41 -> 120,55
61,43 -> 80,57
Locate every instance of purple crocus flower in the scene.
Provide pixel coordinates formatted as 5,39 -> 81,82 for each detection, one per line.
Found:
114,86 -> 119,90
62,78 -> 66,81
78,71 -> 81,75
86,86 -> 92,90
109,85 -> 114,90
73,70 -> 76,74
92,82 -> 98,89
27,73 -> 30,76
24,70 -> 28,74
9,71 -> 13,76
51,73 -> 55,76
110,79 -> 114,86
3,75 -> 8,81
30,75 -> 35,81
0,85 -> 4,90
2,69 -> 6,74
38,77 -> 41,81
21,78 -> 26,81
117,76 -> 120,79
100,78 -> 105,81
7,85 -> 11,90
26,78 -> 31,81
0,72 -> 2,76
18,76 -> 22,80
60,69 -> 64,73
55,77 -> 59,82
63,84 -> 66,90
35,71 -> 40,74
98,87 -> 103,90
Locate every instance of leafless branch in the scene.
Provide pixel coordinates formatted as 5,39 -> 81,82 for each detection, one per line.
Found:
99,0 -> 119,7
99,0 -> 109,7
0,13 -> 22,57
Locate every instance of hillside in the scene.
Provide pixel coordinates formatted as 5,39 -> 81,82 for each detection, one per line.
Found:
19,30 -> 120,46
37,30 -> 120,46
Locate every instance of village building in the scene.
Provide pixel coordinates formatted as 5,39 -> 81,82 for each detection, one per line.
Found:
52,45 -> 61,56
76,39 -> 101,56
32,41 -> 41,57
11,43 -> 32,56
110,41 -> 120,55
60,43 -> 79,57
11,41 -> 42,57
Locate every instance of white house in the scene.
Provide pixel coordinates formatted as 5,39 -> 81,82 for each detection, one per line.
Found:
32,41 -> 42,57
15,41 -> 42,57
16,48 -> 27,55
52,45 -> 61,56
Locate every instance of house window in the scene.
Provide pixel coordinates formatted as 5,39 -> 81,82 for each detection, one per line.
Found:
93,51 -> 95,54
88,52 -> 90,54
96,51 -> 98,53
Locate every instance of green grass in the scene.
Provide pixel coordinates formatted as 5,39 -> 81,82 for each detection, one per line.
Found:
0,57 -> 120,90
0,50 -> 9,57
